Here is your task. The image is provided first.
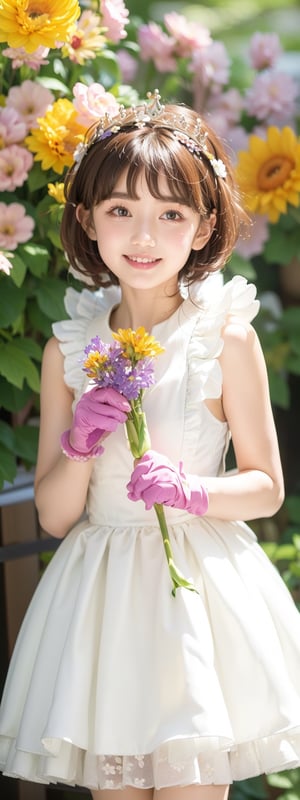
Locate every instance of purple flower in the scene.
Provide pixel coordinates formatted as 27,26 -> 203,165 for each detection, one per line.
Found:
83,336 -> 155,400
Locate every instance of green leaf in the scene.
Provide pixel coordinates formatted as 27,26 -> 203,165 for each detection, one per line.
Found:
227,252 -> 257,280
261,542 -> 279,561
268,370 -> 290,408
36,75 -> 71,94
0,377 -> 33,412
27,162 -> 51,192
272,544 -> 297,561
0,444 -> 17,487
27,300 -> 53,338
286,496 -> 300,524
0,280 -> 26,327
13,425 -> 39,464
293,534 -> 300,550
15,337 -> 42,362
290,563 -> 300,577
19,243 -> 50,277
0,420 -> 15,451
0,342 -> 40,392
264,226 -> 300,265
36,277 -> 67,321
9,253 -> 27,287
276,793 -> 300,800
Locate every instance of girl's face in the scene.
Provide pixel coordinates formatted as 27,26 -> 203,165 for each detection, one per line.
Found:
77,169 -> 215,293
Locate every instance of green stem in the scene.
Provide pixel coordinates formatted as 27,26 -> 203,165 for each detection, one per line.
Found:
125,396 -> 198,597
154,503 -> 199,598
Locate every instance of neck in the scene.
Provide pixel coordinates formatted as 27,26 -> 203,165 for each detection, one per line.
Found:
110,284 -> 183,332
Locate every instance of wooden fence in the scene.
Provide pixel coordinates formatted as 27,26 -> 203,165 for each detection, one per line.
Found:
0,470 -> 88,799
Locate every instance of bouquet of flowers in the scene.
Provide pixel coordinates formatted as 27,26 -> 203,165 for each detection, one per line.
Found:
83,327 -> 199,597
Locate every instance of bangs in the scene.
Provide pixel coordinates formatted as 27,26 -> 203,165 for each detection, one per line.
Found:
88,127 -> 206,211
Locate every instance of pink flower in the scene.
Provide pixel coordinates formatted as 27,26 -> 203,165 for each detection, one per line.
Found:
73,82 -> 120,128
248,32 -> 282,71
0,251 -> 13,275
164,12 -> 211,58
0,107 -> 27,146
207,88 -> 244,125
100,0 -> 129,43
0,203 -> 35,250
245,71 -> 297,124
191,41 -> 230,93
2,46 -> 50,70
6,80 -> 54,133
0,145 -> 33,191
138,23 -> 176,72
236,214 -> 269,259
116,49 -> 138,83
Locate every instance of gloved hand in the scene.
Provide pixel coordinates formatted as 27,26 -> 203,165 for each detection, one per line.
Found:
127,449 -> 208,515
61,386 -> 130,461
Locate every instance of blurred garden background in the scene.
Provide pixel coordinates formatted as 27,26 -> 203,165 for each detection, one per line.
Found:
0,0 -> 299,798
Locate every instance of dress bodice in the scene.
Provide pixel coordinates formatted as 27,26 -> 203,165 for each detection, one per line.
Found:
53,275 -> 259,526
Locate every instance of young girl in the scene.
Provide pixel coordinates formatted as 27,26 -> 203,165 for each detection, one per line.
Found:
1,92 -> 300,800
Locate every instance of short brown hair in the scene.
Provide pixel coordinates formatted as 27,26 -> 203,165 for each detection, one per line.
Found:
61,103 -> 247,288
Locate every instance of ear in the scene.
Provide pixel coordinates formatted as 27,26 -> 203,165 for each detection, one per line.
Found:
192,211 -> 216,251
75,203 -> 97,241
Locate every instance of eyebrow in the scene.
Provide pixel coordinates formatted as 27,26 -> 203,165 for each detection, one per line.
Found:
107,191 -> 189,205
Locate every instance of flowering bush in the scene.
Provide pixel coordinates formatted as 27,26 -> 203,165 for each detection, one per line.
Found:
0,0 -> 299,489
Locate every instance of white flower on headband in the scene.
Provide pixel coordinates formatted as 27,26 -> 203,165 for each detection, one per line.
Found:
210,157 -> 227,178
73,141 -> 89,172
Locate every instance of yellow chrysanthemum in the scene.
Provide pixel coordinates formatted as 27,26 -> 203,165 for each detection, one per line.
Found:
236,126 -> 300,223
48,182 -> 65,204
26,98 -> 86,174
0,0 -> 80,53
113,327 -> 165,361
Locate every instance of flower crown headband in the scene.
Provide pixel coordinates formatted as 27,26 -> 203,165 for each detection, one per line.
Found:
73,89 -> 227,179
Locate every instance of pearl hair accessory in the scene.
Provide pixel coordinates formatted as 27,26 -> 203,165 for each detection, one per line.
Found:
73,89 -> 227,178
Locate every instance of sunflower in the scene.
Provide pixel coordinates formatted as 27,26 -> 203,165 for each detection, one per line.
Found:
26,98 -> 86,174
113,327 -> 165,362
236,126 -> 300,223
0,0 -> 80,53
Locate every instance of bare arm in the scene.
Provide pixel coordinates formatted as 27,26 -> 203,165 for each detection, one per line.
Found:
204,319 -> 284,520
34,337 -> 94,538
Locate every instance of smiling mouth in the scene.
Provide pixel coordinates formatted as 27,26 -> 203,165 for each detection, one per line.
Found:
126,255 -> 159,264
125,255 -> 160,268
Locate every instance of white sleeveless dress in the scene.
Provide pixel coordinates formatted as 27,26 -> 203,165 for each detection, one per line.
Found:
1,275 -> 300,791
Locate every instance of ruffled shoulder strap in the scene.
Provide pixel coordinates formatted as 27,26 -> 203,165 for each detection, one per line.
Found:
52,286 -> 120,394
187,275 -> 260,400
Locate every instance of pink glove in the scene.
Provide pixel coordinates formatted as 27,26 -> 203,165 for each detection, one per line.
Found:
61,386 -> 130,461
127,450 -> 208,515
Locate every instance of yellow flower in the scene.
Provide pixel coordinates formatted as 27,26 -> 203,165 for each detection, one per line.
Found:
83,351 -> 109,379
62,10 -> 105,65
0,0 -> 80,53
48,182 -> 65,204
112,327 -> 165,361
236,126 -> 300,223
26,98 -> 86,174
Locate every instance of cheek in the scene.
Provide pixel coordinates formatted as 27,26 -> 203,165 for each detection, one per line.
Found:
174,226 -> 198,252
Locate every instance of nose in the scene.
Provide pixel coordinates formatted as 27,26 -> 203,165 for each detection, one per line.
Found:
130,224 -> 156,247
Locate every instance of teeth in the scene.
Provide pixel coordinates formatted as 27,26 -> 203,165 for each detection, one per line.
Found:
129,256 -> 156,264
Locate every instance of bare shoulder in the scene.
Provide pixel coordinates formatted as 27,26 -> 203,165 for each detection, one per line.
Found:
40,336 -> 73,403
220,313 -> 269,408
220,315 -> 263,367
42,335 -> 64,366
222,315 -> 256,346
